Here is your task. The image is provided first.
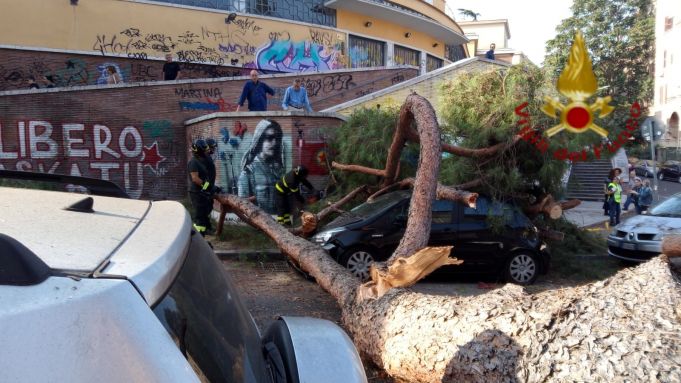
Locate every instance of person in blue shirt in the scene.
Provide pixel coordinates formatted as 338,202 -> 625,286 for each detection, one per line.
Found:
281,78 -> 313,112
485,43 -> 496,60
236,70 -> 275,111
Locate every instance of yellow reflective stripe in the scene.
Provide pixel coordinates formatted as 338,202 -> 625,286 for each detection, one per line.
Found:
290,187 -> 298,192
282,177 -> 289,188
275,183 -> 285,193
193,223 -> 206,232
202,181 -> 210,190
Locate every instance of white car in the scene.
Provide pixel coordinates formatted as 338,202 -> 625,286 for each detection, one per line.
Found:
0,171 -> 366,383
608,193 -> 681,265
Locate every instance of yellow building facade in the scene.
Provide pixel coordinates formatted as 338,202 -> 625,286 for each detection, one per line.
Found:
0,0 -> 468,74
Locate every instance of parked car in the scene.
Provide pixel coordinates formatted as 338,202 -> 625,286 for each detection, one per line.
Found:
312,190 -> 550,285
657,161 -> 681,182
607,193 -> 681,263
634,159 -> 658,178
0,170 -> 367,383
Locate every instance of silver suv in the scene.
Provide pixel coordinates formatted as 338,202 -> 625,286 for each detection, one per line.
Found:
0,171 -> 366,383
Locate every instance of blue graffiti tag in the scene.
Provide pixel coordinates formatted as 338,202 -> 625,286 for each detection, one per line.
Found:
256,40 -> 337,72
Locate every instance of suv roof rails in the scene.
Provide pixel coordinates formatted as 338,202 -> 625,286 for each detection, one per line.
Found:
0,170 -> 130,198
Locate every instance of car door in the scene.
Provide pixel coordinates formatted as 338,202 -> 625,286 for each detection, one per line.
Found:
427,199 -> 457,248
365,201 -> 409,259
453,197 -> 506,274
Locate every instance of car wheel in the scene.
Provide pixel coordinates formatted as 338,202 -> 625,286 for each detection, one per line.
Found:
505,252 -> 538,285
340,247 -> 375,281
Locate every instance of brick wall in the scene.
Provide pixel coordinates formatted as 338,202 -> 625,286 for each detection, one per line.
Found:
0,66 -> 417,200
0,48 -> 258,91
186,112 -> 342,214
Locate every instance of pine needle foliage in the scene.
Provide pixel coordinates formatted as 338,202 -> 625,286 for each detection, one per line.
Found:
326,106 -> 418,195
439,64 -> 568,205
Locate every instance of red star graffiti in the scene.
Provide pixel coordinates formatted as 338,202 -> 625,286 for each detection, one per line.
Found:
141,141 -> 166,172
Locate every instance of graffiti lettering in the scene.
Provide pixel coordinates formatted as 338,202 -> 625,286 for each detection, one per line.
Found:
179,97 -> 236,112
309,29 -> 333,46
268,31 -> 291,41
218,42 -> 257,56
177,31 -> 200,45
322,74 -> 355,93
93,34 -> 131,56
120,28 -> 141,38
257,39 -> 342,72
232,17 -> 262,33
174,87 -> 223,99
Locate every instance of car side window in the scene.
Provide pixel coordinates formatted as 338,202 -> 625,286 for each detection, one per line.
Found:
464,198 -> 503,217
432,200 -> 454,224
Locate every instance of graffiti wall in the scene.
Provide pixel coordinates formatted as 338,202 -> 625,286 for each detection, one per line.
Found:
0,119 -> 180,199
92,22 -> 346,72
0,49 -> 253,91
0,67 -> 415,199
187,115 -> 340,214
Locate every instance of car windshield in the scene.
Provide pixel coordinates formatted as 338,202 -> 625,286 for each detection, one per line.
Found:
349,191 -> 408,218
649,195 -> 681,217
153,234 -> 269,382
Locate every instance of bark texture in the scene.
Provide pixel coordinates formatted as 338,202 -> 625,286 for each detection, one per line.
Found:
215,94 -> 681,382
218,191 -> 681,382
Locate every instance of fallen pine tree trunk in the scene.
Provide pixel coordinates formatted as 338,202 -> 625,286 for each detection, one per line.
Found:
216,94 -> 680,381
217,191 -> 681,382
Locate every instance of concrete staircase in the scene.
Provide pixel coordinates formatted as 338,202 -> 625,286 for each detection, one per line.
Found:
566,159 -> 613,201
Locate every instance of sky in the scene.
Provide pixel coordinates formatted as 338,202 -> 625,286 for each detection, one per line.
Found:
445,0 -> 574,65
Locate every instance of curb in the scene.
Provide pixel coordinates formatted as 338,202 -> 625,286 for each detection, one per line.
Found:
579,210 -> 638,230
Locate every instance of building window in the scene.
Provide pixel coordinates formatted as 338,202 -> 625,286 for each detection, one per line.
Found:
152,0 -> 336,27
394,45 -> 420,66
665,17 -> 674,31
426,54 -> 443,72
445,44 -> 466,62
349,35 -> 385,68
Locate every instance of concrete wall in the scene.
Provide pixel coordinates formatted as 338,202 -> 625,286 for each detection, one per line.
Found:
185,112 -> 343,214
323,58 -> 506,121
0,67 -> 417,200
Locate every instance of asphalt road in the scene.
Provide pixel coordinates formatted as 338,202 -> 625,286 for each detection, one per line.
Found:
649,177 -> 681,202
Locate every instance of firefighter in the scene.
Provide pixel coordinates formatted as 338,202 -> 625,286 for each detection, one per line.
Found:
274,165 -> 315,226
188,139 -> 221,236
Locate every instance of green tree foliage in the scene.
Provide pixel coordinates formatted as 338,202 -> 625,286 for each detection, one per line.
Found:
327,106 -> 419,194
544,0 -> 654,144
439,64 -> 568,204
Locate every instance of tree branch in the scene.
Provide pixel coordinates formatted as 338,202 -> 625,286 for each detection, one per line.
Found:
331,161 -> 386,177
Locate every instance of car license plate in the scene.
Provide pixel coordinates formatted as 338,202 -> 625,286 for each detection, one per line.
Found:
622,243 -> 636,250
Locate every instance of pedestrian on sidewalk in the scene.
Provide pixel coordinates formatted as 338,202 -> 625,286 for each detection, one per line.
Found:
607,175 -> 623,225
638,179 -> 653,214
623,171 -> 639,211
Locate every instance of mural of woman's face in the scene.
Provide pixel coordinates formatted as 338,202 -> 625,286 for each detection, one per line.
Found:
260,127 -> 280,159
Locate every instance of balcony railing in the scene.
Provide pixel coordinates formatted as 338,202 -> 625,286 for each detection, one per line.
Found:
151,0 -> 337,27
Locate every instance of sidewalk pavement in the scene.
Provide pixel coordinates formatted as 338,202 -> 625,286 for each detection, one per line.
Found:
563,200 -> 636,229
